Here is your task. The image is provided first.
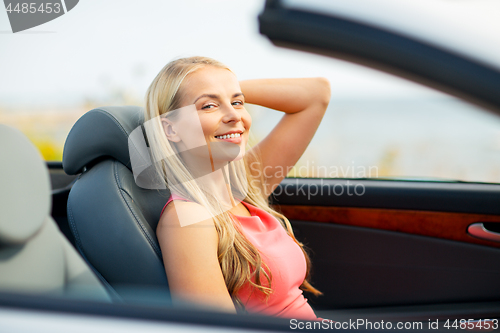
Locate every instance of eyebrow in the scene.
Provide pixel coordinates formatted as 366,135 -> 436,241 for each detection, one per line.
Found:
193,92 -> 245,104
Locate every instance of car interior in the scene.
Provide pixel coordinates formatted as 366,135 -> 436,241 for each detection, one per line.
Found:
13,103 -> 500,323
2,100 -> 500,330
257,0 -> 500,320
0,124 -> 110,302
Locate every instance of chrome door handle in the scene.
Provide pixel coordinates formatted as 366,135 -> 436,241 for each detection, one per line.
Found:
468,223 -> 500,243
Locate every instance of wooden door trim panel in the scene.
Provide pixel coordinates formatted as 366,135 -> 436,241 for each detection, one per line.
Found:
275,205 -> 500,248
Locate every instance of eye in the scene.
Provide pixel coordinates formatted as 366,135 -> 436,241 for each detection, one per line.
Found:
201,103 -> 217,110
232,100 -> 244,107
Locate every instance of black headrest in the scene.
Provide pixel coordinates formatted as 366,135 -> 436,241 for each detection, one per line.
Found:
63,106 -> 144,175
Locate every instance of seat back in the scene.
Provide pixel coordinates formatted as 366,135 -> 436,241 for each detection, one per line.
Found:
62,106 -> 171,303
0,124 -> 110,301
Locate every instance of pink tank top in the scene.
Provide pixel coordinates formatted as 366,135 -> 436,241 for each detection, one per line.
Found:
161,194 -> 320,320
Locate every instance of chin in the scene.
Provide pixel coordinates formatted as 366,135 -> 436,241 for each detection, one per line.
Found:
231,150 -> 245,162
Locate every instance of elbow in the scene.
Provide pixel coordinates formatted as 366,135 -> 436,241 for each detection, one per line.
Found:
315,77 -> 331,109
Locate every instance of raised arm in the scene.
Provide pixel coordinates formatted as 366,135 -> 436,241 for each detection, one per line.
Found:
157,201 -> 236,313
240,77 -> 331,196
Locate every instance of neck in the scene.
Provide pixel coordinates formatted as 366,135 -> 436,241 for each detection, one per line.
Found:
178,148 -> 236,210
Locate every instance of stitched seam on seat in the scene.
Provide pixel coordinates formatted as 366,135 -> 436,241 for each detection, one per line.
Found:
67,195 -> 84,251
113,161 -> 162,259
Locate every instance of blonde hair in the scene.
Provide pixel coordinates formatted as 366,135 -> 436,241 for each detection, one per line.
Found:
144,56 -> 321,309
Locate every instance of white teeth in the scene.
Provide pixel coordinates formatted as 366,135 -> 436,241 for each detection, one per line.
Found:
216,133 -> 241,139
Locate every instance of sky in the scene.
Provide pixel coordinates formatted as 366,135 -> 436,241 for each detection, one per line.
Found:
0,0 -> 454,108
1,0 -> 500,182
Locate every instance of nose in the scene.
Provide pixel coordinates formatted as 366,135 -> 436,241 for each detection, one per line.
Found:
221,102 -> 242,124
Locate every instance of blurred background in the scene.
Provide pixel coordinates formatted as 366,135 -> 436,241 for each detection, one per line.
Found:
1,0 -> 500,183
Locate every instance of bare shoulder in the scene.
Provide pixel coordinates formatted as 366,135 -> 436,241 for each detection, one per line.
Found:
159,200 -> 215,229
157,200 -> 218,249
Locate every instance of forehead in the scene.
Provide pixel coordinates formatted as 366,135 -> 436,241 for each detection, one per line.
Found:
181,66 -> 240,97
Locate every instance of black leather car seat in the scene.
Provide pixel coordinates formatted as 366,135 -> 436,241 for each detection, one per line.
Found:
0,124 -> 110,302
62,106 -> 171,304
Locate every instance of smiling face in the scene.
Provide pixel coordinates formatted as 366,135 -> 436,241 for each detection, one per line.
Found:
173,66 -> 252,162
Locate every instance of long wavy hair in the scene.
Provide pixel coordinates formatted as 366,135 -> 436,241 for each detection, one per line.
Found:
144,56 -> 321,309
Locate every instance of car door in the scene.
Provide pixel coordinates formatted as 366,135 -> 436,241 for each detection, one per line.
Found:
259,0 -> 500,322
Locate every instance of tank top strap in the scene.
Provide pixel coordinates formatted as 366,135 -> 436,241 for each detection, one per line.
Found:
160,193 -> 191,217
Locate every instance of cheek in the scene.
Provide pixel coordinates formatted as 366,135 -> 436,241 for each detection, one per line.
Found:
199,116 -> 217,137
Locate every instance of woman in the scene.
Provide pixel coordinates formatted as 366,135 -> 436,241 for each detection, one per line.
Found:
144,56 -> 330,320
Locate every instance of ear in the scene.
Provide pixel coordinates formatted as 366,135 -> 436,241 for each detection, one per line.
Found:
161,118 -> 181,142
